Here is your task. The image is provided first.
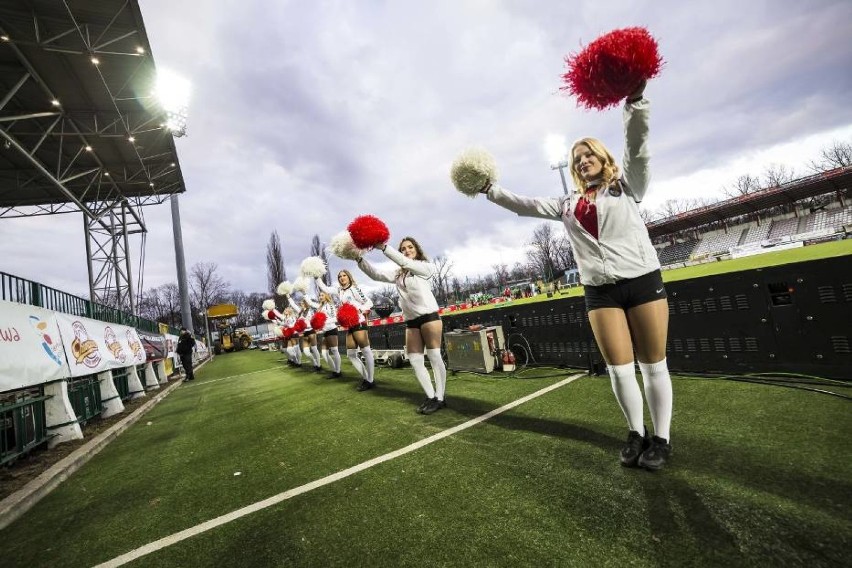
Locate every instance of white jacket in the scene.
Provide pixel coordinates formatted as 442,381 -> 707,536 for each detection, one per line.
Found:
486,98 -> 659,286
357,246 -> 439,320
315,278 -> 373,324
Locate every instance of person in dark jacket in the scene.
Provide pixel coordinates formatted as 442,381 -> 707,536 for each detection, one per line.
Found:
176,327 -> 195,381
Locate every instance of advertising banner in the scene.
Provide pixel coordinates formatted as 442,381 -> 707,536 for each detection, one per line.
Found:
54,313 -> 147,378
0,300 -> 71,391
137,330 -> 166,361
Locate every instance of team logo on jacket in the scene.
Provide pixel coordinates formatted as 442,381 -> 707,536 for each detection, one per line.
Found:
104,326 -> 127,363
70,321 -> 101,367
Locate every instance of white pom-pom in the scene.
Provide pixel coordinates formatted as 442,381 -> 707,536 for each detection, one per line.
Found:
273,326 -> 284,338
293,276 -> 309,293
277,281 -> 293,295
300,256 -> 327,278
450,147 -> 498,197
262,299 -> 276,311
328,231 -> 364,260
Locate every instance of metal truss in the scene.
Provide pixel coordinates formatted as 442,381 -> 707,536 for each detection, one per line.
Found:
0,1 -> 186,312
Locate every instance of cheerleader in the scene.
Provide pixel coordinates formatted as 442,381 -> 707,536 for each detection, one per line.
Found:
476,82 -> 673,470
315,292 -> 343,378
289,296 -> 322,371
280,307 -> 301,367
315,271 -> 376,391
357,237 -> 447,415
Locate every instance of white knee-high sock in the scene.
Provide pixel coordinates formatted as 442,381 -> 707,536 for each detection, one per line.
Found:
361,346 -> 375,382
288,346 -> 298,363
639,358 -> 673,441
608,362 -> 645,433
329,346 -> 341,373
426,348 -> 447,400
347,348 -> 366,379
310,345 -> 321,367
321,348 -> 330,365
408,353 -> 436,399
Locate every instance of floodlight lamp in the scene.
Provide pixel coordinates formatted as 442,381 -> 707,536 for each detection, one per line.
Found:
128,136 -> 135,143
155,68 -> 190,137
136,46 -> 145,54
85,145 -> 92,151
545,134 -> 569,168
50,99 -> 60,107
1,36 -> 9,42
91,56 -> 100,65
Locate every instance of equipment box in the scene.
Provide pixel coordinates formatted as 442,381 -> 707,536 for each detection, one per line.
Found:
444,326 -> 505,373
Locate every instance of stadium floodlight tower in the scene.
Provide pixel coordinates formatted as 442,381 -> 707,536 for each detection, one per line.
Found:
155,68 -> 196,333
546,134 -> 571,196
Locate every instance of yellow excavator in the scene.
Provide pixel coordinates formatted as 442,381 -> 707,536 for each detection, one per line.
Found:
207,304 -> 252,354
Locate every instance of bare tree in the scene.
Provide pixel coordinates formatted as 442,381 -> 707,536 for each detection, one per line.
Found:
492,263 -> 509,287
639,207 -> 657,224
763,163 -> 796,187
808,140 -> 852,172
450,277 -> 463,303
553,234 -> 576,271
723,174 -> 761,198
159,283 -> 181,327
266,231 -> 286,296
190,262 -> 230,311
526,223 -> 560,281
509,262 -> 531,282
368,285 -> 400,307
430,255 -> 454,306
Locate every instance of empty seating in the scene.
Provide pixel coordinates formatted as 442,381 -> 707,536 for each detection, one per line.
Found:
767,217 -> 799,240
742,222 -> 772,244
657,240 -> 699,265
692,229 -> 746,257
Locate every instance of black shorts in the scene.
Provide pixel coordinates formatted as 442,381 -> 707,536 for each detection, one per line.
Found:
406,311 -> 440,329
303,329 -> 315,337
347,323 -> 367,333
584,269 -> 667,312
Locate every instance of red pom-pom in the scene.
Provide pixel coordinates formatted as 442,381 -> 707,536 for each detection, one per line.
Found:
266,310 -> 277,321
283,327 -> 294,339
336,302 -> 360,329
561,27 -> 663,111
293,318 -> 307,332
310,312 -> 327,331
347,215 -> 390,249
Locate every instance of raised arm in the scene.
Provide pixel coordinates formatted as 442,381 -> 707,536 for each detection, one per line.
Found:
485,184 -> 564,220
622,97 -> 651,202
356,256 -> 397,284
380,245 -> 435,278
315,277 -> 337,297
287,296 -> 300,311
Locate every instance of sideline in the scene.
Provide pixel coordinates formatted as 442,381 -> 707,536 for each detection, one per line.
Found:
95,373 -> 586,567
183,366 -> 280,387
0,356 -> 219,530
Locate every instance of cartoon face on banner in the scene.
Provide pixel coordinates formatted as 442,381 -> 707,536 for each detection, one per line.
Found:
126,330 -> 145,363
104,326 -> 127,363
28,315 -> 64,366
70,320 -> 101,368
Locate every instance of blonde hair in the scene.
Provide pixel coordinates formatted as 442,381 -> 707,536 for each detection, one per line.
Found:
569,138 -> 620,193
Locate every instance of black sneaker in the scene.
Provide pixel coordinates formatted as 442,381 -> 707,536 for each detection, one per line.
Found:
314,365 -> 322,372
326,371 -> 341,379
638,436 -> 672,471
620,427 -> 650,467
421,398 -> 444,415
356,380 -> 375,391
416,398 -> 434,414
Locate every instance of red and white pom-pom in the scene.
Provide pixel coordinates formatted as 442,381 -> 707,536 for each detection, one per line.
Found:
328,231 -> 364,260
266,310 -> 278,321
300,256 -> 327,278
336,302 -> 360,329
450,148 -> 498,197
262,299 -> 276,311
283,327 -> 294,339
310,312 -> 327,331
347,215 -> 390,249
561,27 -> 663,111
293,318 -> 307,332
277,281 -> 293,295
293,277 -> 309,293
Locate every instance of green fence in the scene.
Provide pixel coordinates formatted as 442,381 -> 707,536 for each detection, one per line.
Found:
0,270 -> 179,335
67,375 -> 102,425
0,388 -> 49,466
112,368 -> 131,401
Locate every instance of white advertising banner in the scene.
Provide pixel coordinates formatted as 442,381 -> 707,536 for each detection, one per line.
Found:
0,300 -> 71,391
54,313 -> 147,378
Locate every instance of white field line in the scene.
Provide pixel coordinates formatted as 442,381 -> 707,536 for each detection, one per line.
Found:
96,373 -> 585,567
186,367 -> 281,387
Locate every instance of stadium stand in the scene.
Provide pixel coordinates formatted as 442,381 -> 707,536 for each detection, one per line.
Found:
741,222 -> 772,244
691,228 -> 746,257
767,217 -> 800,240
657,239 -> 699,265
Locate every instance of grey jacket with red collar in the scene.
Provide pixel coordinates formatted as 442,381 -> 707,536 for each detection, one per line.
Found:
486,98 -> 659,287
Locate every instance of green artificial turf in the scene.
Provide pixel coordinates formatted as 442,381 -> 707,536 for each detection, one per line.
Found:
1,351 -> 849,567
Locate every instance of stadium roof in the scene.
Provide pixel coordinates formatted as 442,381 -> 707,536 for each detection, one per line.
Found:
0,1 -> 186,219
646,166 -> 852,239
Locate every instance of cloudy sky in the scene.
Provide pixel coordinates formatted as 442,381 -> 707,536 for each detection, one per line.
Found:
2,0 -> 852,299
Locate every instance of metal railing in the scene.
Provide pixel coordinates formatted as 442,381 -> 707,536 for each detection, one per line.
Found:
0,271 -> 177,334
0,388 -> 49,465
67,375 -> 102,425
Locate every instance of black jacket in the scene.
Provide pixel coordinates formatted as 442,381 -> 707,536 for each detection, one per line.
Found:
176,332 -> 195,356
